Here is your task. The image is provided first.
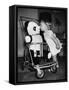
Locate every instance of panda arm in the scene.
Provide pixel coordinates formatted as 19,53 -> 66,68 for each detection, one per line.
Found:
25,35 -> 32,43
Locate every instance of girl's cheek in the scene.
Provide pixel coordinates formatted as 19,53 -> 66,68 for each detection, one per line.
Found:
40,25 -> 42,29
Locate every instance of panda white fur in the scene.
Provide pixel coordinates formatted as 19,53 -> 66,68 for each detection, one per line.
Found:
25,21 -> 43,57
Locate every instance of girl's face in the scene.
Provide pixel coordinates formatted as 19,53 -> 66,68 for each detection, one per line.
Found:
40,21 -> 51,32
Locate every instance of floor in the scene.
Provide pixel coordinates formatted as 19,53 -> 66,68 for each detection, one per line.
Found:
17,56 -> 67,82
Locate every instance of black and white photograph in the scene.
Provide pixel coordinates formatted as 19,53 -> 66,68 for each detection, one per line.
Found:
1,0 -> 69,89
9,5 -> 67,84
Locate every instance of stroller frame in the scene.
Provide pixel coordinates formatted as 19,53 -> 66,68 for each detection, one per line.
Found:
25,43 -> 58,79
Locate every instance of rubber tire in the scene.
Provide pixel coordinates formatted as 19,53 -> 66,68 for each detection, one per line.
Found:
35,70 -> 45,79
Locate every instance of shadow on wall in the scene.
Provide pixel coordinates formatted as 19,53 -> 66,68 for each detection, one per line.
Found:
18,21 -> 25,57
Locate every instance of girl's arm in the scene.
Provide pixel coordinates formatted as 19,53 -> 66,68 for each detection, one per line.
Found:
51,33 -> 60,49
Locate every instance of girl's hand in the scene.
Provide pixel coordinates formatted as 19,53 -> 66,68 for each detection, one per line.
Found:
56,44 -> 60,50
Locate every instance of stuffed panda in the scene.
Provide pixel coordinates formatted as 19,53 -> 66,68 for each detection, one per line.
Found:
25,21 -> 43,64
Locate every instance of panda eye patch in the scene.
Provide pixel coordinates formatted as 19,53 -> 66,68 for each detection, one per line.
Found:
33,26 -> 36,31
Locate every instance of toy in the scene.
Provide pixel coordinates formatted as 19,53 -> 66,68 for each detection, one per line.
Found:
24,21 -> 58,79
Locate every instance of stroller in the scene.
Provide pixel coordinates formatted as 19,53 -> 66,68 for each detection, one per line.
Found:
19,17 -> 58,79
24,42 -> 58,79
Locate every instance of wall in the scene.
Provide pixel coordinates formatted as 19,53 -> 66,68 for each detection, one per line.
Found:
18,8 -> 38,57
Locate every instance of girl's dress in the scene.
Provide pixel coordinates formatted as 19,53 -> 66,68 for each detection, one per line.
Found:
44,30 -> 62,56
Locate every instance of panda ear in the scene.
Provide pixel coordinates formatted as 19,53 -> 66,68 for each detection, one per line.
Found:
24,21 -> 29,28
24,21 -> 29,34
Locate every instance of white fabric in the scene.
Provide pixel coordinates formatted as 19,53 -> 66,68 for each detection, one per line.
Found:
27,21 -> 40,35
29,35 -> 43,51
44,30 -> 62,56
32,35 -> 42,43
25,35 -> 31,43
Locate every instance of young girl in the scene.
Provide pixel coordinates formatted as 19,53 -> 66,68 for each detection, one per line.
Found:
40,18 -> 62,68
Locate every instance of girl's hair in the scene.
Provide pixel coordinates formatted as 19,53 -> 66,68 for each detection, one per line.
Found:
39,12 -> 52,23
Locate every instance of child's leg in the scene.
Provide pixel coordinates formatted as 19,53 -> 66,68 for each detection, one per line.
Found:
52,55 -> 59,68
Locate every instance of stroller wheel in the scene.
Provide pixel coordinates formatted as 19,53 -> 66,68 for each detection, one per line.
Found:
50,65 -> 57,73
36,70 -> 45,79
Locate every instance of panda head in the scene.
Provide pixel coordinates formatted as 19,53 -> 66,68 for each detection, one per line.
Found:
26,21 -> 40,35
